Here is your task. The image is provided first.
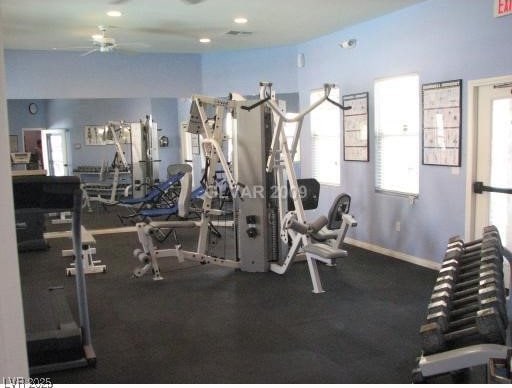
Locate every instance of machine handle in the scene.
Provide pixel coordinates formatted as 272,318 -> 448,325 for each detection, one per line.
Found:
326,97 -> 352,111
241,96 -> 272,112
473,181 -> 512,195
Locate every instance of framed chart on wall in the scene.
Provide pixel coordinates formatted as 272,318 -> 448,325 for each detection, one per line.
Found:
343,92 -> 369,162
84,124 -> 131,145
422,79 -> 462,167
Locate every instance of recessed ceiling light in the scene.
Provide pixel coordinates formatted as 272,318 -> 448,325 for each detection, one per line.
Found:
234,17 -> 248,24
199,38 -> 211,43
106,10 -> 122,17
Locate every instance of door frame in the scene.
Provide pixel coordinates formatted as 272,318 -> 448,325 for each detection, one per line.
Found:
41,128 -> 72,176
465,74 -> 512,240
21,127 -> 43,153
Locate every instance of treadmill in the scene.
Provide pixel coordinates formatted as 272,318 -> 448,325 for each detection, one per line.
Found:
13,175 -> 96,374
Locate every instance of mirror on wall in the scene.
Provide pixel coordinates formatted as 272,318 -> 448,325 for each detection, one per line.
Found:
7,97 -> 184,229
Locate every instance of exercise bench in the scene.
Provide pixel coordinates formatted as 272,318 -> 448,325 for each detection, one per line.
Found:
63,226 -> 106,276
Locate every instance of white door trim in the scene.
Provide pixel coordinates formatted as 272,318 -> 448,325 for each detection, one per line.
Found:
465,75 -> 512,240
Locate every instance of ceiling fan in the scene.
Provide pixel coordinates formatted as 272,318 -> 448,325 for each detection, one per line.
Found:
78,26 -> 148,56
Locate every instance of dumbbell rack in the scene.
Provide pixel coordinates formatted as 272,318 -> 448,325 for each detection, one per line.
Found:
413,226 -> 512,383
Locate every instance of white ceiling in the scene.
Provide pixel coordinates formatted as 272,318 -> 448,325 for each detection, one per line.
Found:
1,0 -> 426,54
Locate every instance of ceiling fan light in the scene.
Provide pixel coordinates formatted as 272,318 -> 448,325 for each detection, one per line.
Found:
234,17 -> 248,24
107,10 -> 122,17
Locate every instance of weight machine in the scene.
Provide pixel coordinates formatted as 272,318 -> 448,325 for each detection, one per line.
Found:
134,83 -> 357,293
79,116 -> 160,210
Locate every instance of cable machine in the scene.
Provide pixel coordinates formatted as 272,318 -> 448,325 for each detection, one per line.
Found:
134,83 -> 357,293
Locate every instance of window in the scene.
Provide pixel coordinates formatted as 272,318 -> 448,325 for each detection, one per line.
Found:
374,74 -> 420,195
284,113 -> 300,162
310,87 -> 341,185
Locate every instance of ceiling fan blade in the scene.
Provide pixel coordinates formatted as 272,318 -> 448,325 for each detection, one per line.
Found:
109,0 -> 131,4
81,48 -> 99,56
118,42 -> 150,48
53,46 -> 95,51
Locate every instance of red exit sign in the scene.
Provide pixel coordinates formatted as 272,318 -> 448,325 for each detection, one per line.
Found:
495,0 -> 512,17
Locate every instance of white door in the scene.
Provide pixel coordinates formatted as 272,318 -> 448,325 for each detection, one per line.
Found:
42,129 -> 71,176
471,78 -> 512,288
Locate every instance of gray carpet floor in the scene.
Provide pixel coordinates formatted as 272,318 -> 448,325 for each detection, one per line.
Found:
17,207 -> 479,383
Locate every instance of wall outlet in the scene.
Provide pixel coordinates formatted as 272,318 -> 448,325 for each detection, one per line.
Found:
395,221 -> 401,232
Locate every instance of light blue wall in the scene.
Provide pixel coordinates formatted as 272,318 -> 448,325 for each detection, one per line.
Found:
7,99 -> 47,149
4,50 -> 202,99
296,0 -> 512,262
201,45 -> 299,96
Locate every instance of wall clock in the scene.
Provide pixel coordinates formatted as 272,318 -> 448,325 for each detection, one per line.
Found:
28,103 -> 38,115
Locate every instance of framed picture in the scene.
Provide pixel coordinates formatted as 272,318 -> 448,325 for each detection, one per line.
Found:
191,133 -> 201,155
84,125 -> 107,145
343,92 -> 369,162
422,79 -> 462,166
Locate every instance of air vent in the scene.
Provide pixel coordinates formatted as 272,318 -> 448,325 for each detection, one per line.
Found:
225,30 -> 253,36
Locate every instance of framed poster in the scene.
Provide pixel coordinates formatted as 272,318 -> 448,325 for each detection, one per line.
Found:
191,133 -> 201,155
84,125 -> 107,145
422,79 -> 462,166
84,124 -> 131,145
343,92 -> 369,162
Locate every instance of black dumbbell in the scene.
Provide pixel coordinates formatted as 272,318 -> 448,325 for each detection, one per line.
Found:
420,306 -> 506,355
426,295 -> 504,328
444,237 -> 502,269
427,279 -> 507,315
436,263 -> 502,295
427,287 -> 508,332
429,282 -> 504,310
433,276 -> 503,301
447,227 -> 501,251
431,267 -> 503,308
442,244 -> 502,273
432,277 -> 503,303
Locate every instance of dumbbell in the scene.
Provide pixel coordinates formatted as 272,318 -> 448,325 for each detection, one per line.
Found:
433,276 -> 504,303
430,264 -> 504,312
430,277 -> 504,305
428,282 -> 505,312
441,261 -> 503,284
446,226 -> 501,251
428,276 -> 507,321
431,288 -> 507,323
436,252 -> 503,283
435,263 -> 503,296
426,295 -> 505,332
443,242 -> 502,270
435,261 -> 504,293
444,235 -> 502,268
446,248 -> 504,275
420,306 -> 506,355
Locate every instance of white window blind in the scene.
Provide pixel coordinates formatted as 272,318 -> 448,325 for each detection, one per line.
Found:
284,113 -> 300,161
310,87 -> 340,185
374,74 -> 420,195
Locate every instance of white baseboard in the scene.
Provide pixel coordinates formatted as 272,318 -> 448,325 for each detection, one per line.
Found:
345,237 -> 441,271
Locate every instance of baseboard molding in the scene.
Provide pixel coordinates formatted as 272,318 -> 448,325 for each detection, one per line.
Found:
345,237 -> 441,271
